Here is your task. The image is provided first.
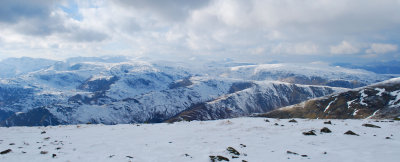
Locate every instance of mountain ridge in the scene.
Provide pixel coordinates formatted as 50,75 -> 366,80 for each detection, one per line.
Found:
0,57 -> 396,126
257,78 -> 400,119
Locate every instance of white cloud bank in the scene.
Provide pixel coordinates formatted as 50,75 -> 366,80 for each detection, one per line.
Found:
0,0 -> 399,63
366,43 -> 398,54
330,41 -> 360,55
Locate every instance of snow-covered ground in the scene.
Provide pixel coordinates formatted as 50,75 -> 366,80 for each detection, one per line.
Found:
1,118 -> 399,162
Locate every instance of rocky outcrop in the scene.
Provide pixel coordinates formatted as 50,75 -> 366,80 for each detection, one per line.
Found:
1,108 -> 60,127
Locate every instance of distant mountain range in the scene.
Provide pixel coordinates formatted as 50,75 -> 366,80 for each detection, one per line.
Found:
332,61 -> 400,74
0,57 -> 397,126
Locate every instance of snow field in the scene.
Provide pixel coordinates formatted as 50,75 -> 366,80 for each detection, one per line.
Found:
1,117 -> 399,162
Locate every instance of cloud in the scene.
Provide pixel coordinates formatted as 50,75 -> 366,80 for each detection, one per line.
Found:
0,0 -> 54,23
0,0 -> 64,36
271,42 -> 319,55
1,0 -> 400,63
330,41 -> 360,54
113,0 -> 211,22
0,0 -> 109,42
64,28 -> 109,42
366,43 -> 398,54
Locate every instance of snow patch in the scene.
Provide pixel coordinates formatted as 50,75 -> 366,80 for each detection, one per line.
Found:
324,98 -> 337,112
359,90 -> 368,106
347,99 -> 357,109
389,90 -> 400,108
375,88 -> 385,96
352,109 -> 360,116
15,112 -> 24,115
367,110 -> 380,119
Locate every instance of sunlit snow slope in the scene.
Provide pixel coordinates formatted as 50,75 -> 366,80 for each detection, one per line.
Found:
0,118 -> 399,162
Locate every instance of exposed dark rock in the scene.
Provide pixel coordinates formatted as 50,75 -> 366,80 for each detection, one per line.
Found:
344,130 -> 359,136
41,131 -> 46,134
210,155 -> 230,161
9,143 -> 15,145
169,78 -> 193,89
301,155 -> 308,157
227,147 -> 240,156
0,110 -> 14,123
0,149 -> 12,154
288,119 -> 297,123
320,127 -> 332,133
77,76 -> 118,92
40,151 -> 48,154
303,130 -> 317,136
386,137 -> 391,139
274,123 -> 279,126
240,144 -> 246,148
126,156 -> 133,158
68,91 -> 113,105
264,119 -> 270,122
287,151 -> 298,155
0,86 -> 34,105
0,108 -> 60,127
52,154 -> 57,158
362,123 -> 381,128
228,82 -> 254,93
324,121 -> 332,124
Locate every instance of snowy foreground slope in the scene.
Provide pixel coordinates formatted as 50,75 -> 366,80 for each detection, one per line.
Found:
1,118 -> 399,162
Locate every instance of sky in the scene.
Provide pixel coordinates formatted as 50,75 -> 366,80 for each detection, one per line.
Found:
0,0 -> 399,64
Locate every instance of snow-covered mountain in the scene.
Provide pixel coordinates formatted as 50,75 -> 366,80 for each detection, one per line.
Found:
0,57 -> 58,78
259,78 -> 400,119
219,63 -> 391,88
167,82 -> 340,122
0,57 -> 395,126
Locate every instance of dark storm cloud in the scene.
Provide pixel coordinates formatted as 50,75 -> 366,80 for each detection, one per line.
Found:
114,0 -> 211,21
